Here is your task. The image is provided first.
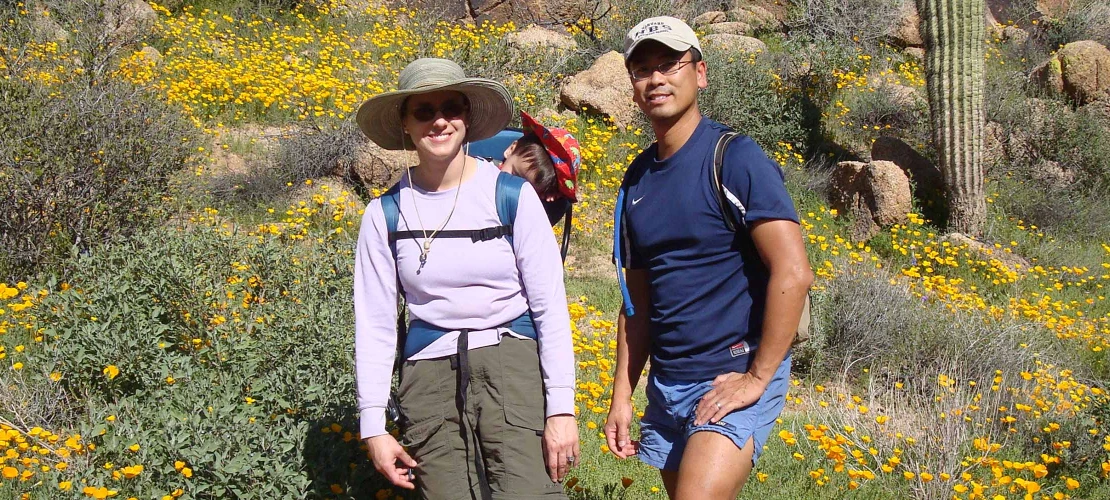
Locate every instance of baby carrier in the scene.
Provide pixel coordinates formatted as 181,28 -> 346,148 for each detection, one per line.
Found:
470,128 -> 575,262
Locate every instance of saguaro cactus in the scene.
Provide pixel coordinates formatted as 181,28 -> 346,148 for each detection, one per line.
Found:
916,0 -> 986,235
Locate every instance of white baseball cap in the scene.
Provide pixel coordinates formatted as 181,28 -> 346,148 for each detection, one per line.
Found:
623,16 -> 702,61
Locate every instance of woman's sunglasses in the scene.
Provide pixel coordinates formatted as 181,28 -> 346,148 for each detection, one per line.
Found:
408,100 -> 468,122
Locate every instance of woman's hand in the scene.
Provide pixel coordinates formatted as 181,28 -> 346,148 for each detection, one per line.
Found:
542,414 -> 580,483
365,434 -> 418,489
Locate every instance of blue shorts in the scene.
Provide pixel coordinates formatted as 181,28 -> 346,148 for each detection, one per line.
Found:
637,356 -> 791,471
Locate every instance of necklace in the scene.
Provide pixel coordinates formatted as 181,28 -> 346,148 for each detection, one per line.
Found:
408,156 -> 467,273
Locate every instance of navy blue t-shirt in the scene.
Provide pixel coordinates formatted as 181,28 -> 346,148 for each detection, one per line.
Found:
619,117 -> 799,381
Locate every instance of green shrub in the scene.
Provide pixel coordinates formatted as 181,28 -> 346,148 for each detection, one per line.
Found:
699,47 -> 811,151
812,268 -> 1068,383
1036,0 -> 1110,49
824,81 -> 930,158
790,0 -> 906,47
0,78 -> 200,281
0,218 -> 395,498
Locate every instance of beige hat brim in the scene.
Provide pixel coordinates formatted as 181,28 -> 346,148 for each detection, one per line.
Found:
356,79 -> 514,151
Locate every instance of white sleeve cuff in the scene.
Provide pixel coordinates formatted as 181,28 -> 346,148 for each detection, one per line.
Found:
359,407 -> 388,438
544,386 -> 576,418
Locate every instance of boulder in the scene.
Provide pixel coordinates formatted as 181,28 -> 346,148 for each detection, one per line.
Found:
1000,25 -> 1029,45
1036,0 -> 1074,18
139,46 -> 163,66
829,160 -> 913,240
705,22 -> 753,36
1029,159 -> 1075,190
1057,41 -> 1110,104
693,11 -> 727,26
884,83 -> 922,110
1030,57 -> 1065,96
829,161 -> 868,219
29,4 -> 68,42
559,51 -> 638,127
867,160 -> 913,227
870,136 -> 943,204
346,141 -> 417,192
506,25 -> 577,51
731,0 -> 790,24
941,233 -> 1031,269
728,4 -> 778,30
104,0 -> 157,40
891,5 -> 923,47
702,34 -> 768,55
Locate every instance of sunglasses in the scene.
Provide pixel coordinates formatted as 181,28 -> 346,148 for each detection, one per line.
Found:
408,100 -> 468,122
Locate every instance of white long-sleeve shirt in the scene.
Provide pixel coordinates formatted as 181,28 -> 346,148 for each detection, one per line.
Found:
354,159 -> 575,438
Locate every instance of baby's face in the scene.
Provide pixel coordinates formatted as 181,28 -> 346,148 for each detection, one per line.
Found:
500,140 -> 538,186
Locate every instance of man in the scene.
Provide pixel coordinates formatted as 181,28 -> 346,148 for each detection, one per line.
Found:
604,16 -> 813,499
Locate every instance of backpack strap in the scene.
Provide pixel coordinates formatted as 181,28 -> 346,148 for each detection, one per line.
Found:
613,185 -> 636,317
712,131 -> 745,232
380,182 -> 402,259
495,171 -> 525,248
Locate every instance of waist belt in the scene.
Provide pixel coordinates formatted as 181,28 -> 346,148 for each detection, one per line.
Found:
404,311 -> 536,359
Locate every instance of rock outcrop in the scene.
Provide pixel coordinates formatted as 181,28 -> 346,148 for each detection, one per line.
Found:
506,25 -> 577,51
870,136 -> 944,205
560,52 -> 638,127
829,160 -> 913,240
1057,41 -> 1110,104
701,34 -> 768,55
1032,41 -> 1110,104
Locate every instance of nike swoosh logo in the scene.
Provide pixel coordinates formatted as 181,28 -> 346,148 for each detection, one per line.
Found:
632,196 -> 644,205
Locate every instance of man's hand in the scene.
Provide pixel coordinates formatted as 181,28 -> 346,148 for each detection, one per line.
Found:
543,415 -> 580,483
365,434 -> 418,489
693,371 -> 768,426
603,400 -> 639,459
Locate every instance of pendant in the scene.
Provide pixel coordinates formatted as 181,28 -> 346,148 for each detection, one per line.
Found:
417,250 -> 428,274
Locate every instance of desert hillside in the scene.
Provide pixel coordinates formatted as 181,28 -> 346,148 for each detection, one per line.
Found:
2,1 -> 1110,498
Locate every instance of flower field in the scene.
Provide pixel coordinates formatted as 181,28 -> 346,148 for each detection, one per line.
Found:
2,1 -> 1110,499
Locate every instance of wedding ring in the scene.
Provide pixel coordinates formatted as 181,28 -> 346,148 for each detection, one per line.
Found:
715,402 -> 722,410
567,455 -> 576,464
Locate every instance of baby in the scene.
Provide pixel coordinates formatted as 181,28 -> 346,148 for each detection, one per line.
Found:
498,112 -> 580,226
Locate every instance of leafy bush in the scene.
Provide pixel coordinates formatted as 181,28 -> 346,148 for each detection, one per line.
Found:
699,47 -> 812,151
824,81 -> 930,158
1036,0 -> 1110,49
0,78 -> 200,280
790,0 -> 906,47
0,213 -> 390,498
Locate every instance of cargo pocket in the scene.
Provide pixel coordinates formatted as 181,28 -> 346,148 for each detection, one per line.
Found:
504,403 -> 545,432
397,358 -> 451,430
499,337 -> 545,432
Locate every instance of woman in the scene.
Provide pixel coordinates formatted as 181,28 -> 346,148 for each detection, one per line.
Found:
352,58 -> 578,499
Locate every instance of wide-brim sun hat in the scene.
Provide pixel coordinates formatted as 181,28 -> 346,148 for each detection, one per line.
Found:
356,58 -> 514,150
521,111 -> 581,202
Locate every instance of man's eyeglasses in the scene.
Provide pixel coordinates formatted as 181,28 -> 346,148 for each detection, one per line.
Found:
629,58 -> 695,81
409,100 -> 468,122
